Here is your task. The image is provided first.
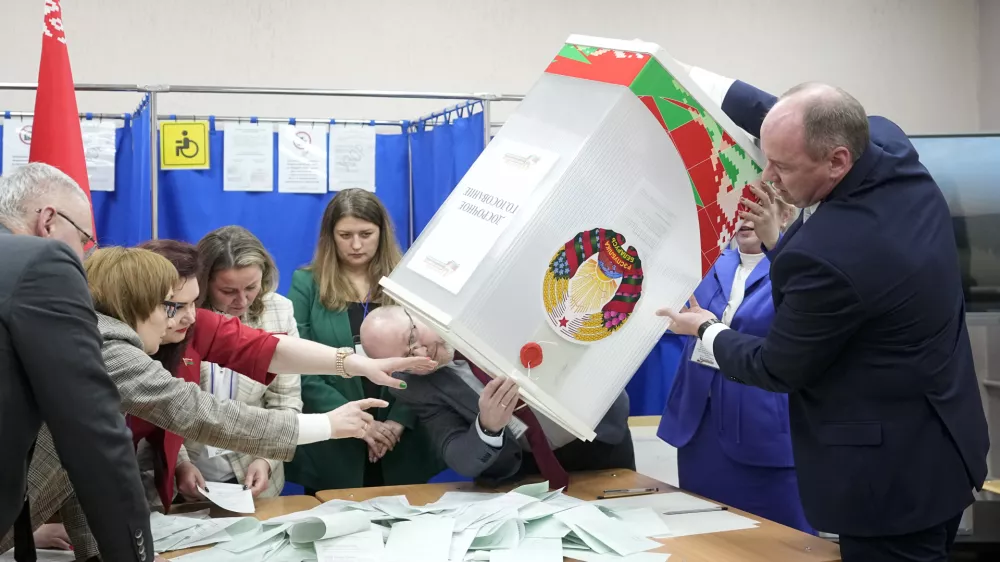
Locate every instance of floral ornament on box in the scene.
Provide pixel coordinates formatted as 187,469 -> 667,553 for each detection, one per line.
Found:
543,228 -> 643,343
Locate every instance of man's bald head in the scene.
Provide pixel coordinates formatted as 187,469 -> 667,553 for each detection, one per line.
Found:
759,82 -> 869,207
767,82 -> 869,163
360,305 -> 456,368
360,306 -> 411,359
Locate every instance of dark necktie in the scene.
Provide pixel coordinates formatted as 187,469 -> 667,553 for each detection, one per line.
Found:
458,354 -> 570,490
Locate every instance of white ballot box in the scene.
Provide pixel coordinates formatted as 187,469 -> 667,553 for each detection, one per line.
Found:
381,35 -> 765,441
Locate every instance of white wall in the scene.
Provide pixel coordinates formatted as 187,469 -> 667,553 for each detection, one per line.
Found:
980,0 -> 1000,131
0,0 -> 983,134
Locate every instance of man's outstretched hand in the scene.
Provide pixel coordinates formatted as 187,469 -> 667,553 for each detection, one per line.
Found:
656,296 -> 718,337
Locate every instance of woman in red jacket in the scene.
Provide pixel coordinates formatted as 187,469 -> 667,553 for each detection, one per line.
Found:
133,239 -> 433,510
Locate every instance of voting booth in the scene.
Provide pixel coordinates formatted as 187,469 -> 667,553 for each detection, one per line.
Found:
381,35 -> 765,440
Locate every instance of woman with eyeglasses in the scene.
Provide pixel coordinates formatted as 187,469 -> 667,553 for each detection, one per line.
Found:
285,189 -> 444,495
10,246 -> 437,559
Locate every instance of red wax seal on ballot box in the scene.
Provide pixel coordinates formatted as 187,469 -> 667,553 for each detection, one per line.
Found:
520,342 -> 544,369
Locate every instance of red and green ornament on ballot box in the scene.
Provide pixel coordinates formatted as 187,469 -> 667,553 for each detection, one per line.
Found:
536,40 -> 762,349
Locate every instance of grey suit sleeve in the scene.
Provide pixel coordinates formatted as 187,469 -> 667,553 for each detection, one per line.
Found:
391,378 -> 523,481
105,340 -> 299,461
9,243 -> 152,561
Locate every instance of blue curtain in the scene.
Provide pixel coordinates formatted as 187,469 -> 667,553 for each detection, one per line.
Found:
91,97 -> 153,246
156,123 -> 411,295
0,99 -> 152,247
410,108 -> 485,240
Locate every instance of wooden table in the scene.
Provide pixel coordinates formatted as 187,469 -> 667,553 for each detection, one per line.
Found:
317,469 -> 841,562
161,495 -> 319,559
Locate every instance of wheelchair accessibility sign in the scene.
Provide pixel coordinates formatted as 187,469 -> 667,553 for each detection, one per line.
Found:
160,121 -> 210,169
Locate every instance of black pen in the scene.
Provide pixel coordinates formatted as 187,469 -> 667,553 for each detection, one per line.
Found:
662,506 -> 727,516
597,487 -> 659,499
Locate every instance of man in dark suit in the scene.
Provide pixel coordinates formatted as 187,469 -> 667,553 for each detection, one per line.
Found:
360,306 -> 634,488
0,163 -> 154,561
661,67 -> 990,561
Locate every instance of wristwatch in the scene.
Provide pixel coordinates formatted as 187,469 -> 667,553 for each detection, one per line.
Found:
697,319 -> 721,340
335,347 -> 356,378
479,416 -> 503,437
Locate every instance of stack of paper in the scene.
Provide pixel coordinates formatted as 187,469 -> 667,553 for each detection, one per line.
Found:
151,483 -> 762,562
380,33 -> 764,441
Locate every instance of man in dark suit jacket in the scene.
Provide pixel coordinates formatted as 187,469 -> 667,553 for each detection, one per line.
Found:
661,68 -> 990,561
360,306 -> 634,487
0,163 -> 154,561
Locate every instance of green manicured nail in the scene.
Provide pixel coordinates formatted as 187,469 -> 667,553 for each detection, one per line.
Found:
399,382 -> 407,389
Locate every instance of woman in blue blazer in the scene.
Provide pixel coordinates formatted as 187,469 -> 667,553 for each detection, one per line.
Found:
657,213 -> 813,534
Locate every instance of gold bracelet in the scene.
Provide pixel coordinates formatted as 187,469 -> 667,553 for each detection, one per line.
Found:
335,347 -> 356,378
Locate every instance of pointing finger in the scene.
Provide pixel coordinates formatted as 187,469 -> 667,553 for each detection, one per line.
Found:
354,398 -> 389,411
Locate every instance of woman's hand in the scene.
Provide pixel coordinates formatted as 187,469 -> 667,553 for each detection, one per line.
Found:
244,459 -> 271,498
34,523 -> 72,550
342,355 -> 437,389
175,461 -> 206,501
739,181 -> 795,250
326,398 -> 389,439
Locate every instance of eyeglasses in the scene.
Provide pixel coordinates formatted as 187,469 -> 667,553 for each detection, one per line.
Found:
403,309 -> 418,357
163,301 -> 180,319
37,208 -> 97,247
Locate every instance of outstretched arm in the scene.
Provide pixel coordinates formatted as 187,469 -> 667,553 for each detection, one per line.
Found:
683,65 -> 778,139
709,249 -> 864,392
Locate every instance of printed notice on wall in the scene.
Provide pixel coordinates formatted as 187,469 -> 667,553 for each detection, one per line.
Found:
278,124 -> 327,194
223,122 -> 274,192
81,120 -> 117,192
407,138 -> 559,294
329,125 -> 376,192
2,117 -> 32,174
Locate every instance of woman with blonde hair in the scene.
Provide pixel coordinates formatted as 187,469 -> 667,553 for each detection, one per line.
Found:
171,225 -> 303,499
287,188 -> 444,493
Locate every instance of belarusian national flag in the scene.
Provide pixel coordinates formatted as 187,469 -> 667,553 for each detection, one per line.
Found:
29,0 -> 96,243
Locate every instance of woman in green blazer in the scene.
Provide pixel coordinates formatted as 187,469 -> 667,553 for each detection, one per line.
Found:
285,189 -> 444,493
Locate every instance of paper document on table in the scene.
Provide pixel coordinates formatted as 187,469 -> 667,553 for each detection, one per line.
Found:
524,516 -> 572,539
261,540 -> 318,562
555,505 -> 661,557
150,510 -> 208,542
384,517 -> 455,562
452,492 -> 537,531
661,510 -> 758,538
449,527 -> 479,562
288,511 -> 371,543
314,528 -> 385,562
364,495 -> 423,520
422,491 -> 503,513
216,523 -> 290,553
469,518 -> 523,550
607,508 -> 671,538
510,481 -> 554,499
591,491 -> 719,513
153,514 -> 259,553
171,533 -> 287,561
198,482 -> 255,513
565,552 -> 671,562
488,537 -> 562,562
266,498 -> 374,525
